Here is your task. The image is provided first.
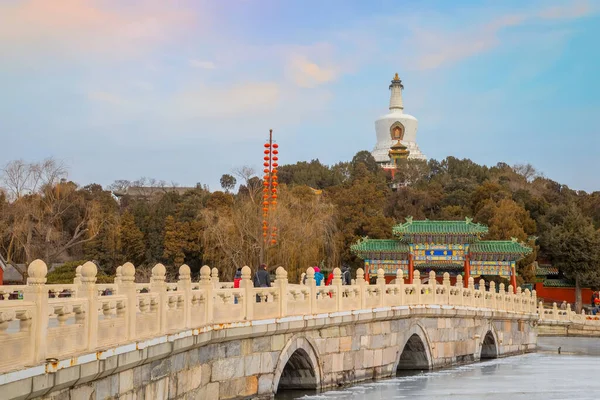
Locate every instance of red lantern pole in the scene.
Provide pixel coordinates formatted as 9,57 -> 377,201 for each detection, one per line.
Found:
261,129 -> 278,264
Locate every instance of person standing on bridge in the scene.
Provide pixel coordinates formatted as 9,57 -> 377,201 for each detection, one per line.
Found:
254,264 -> 271,303
313,267 -> 324,286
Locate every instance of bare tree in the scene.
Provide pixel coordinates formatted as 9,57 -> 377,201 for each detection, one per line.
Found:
513,163 -> 539,183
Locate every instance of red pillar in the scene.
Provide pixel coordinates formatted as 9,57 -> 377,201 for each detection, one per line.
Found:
408,254 -> 414,284
463,254 -> 470,288
364,262 -> 369,283
510,264 -> 517,293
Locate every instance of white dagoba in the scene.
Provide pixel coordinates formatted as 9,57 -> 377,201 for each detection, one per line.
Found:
371,74 -> 426,166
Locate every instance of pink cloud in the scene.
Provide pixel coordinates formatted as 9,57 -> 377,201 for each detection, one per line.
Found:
0,0 -> 197,60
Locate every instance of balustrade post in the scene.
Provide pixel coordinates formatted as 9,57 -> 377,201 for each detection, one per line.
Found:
356,268 -> 366,309
479,279 -> 486,308
413,270 -> 421,304
275,267 -> 288,317
468,277 -> 475,305
552,302 -> 558,319
178,265 -> 192,329
396,269 -> 405,306
442,272 -> 451,305
23,260 -> 49,364
489,281 -> 496,310
332,268 -> 343,311
150,264 -> 168,334
524,289 -> 531,314
114,266 -> 122,286
538,301 -> 544,319
455,275 -> 463,306
531,290 -> 537,314
74,265 -> 82,285
516,287 -> 522,313
78,262 -> 99,351
428,271 -> 436,305
499,283 -> 506,311
118,262 -> 137,341
305,268 -> 317,314
211,267 -> 219,287
376,268 -> 386,307
199,266 -> 214,323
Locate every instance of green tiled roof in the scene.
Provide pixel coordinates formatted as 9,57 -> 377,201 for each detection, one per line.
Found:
536,266 -> 559,276
543,278 -> 574,288
350,239 -> 409,257
470,240 -> 532,255
393,217 -> 488,236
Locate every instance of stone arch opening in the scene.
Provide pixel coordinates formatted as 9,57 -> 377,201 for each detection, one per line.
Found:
276,348 -> 318,391
480,331 -> 498,359
273,336 -> 321,394
397,333 -> 430,371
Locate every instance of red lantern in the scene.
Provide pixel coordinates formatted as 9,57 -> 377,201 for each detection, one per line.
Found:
273,163 -> 279,168
263,233 -> 267,237
272,169 -> 278,174
272,194 -> 278,199
263,162 -> 269,167
264,150 -> 270,154
272,188 -> 277,193
273,182 -> 278,187
263,213 -> 268,218
263,175 -> 270,181
263,182 -> 269,186
273,227 -> 278,231
273,156 -> 278,161
272,176 -> 278,181
263,169 -> 269,173
262,207 -> 268,212
263,156 -> 269,161
262,226 -> 268,231
262,201 -> 269,206
271,239 -> 276,244
273,144 -> 279,149
273,150 -> 279,155
271,201 -> 277,205
264,143 -> 270,148
263,188 -> 268,192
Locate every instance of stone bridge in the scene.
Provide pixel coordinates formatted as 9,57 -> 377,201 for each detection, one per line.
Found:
0,260 -> 563,400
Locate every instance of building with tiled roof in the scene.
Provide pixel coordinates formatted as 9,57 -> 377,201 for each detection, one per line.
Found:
351,217 -> 532,290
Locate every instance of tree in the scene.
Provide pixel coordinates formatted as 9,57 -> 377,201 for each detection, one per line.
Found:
163,215 -> 185,266
220,174 -> 236,193
541,205 -> 600,312
119,211 -> 145,265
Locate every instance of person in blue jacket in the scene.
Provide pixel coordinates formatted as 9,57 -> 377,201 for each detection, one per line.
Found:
313,266 -> 324,286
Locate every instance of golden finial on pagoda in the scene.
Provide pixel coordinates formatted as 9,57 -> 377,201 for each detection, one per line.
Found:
394,72 -> 399,80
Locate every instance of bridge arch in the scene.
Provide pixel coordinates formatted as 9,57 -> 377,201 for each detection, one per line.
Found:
273,335 -> 322,393
477,323 -> 499,360
394,323 -> 433,371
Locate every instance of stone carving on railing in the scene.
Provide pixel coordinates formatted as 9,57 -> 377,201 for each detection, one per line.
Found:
0,259 -> 592,375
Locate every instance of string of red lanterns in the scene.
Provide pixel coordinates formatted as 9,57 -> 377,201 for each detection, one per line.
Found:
262,130 -> 279,246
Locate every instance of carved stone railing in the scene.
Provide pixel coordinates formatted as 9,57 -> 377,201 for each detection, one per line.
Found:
0,261 -> 543,375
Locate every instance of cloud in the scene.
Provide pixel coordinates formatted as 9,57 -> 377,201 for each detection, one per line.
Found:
189,60 -> 217,69
407,1 -> 595,71
538,0 -> 595,19
0,0 -> 196,62
287,56 -> 337,88
410,14 -> 525,70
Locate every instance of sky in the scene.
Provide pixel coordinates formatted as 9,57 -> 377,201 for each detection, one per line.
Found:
1,0 -> 599,192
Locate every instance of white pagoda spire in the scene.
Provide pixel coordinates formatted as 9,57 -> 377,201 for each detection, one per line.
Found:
389,73 -> 404,112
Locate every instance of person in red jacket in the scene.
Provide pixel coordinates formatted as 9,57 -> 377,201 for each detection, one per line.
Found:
233,268 -> 242,288
326,271 -> 334,286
